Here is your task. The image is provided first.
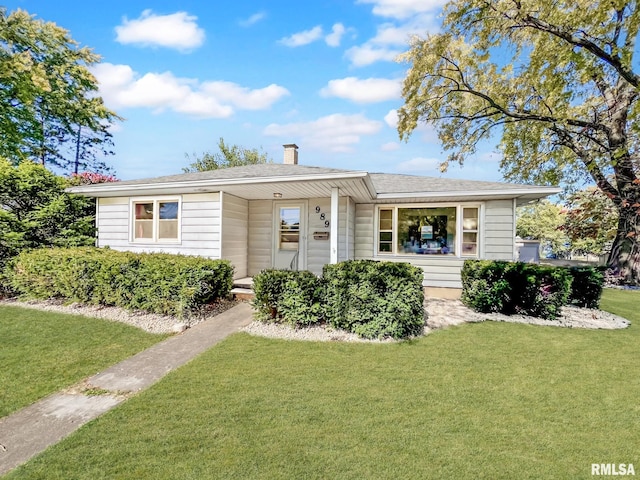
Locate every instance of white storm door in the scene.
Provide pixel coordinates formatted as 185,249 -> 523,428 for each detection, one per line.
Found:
273,202 -> 307,270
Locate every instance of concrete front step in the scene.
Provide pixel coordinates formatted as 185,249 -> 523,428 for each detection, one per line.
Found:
230,287 -> 254,301
233,277 -> 253,289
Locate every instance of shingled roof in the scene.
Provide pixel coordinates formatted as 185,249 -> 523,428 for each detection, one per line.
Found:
67,162 -> 559,203
109,164 -> 357,186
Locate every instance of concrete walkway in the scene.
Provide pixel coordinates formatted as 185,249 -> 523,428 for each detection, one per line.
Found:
0,302 -> 253,476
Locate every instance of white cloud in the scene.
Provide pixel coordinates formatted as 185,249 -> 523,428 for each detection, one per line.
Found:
278,26 -> 323,47
115,10 -> 205,51
345,13 -> 441,67
92,63 -> 289,118
345,44 -> 401,67
384,109 -> 399,128
384,109 -> 439,143
264,113 -> 383,152
239,11 -> 266,27
201,81 -> 290,110
396,157 -> 444,173
381,142 -> 400,151
356,0 -> 447,20
325,23 -> 346,47
320,77 -> 402,104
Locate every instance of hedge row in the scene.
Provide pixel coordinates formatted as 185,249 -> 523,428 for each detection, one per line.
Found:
6,247 -> 233,318
252,260 -> 425,340
461,260 -> 604,319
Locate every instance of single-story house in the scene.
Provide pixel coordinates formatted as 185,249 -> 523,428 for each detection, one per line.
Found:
68,144 -> 560,297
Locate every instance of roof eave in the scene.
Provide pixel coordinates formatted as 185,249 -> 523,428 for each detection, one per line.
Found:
375,187 -> 561,201
67,171 -> 371,197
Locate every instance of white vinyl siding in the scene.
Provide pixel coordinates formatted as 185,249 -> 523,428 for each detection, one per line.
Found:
306,197 -> 350,274
221,193 -> 249,279
483,200 -> 516,260
354,201 -> 514,289
248,196 -> 352,276
354,203 -> 375,259
96,193 -> 221,258
248,199 -> 273,275
346,196 -> 356,261
372,256 -> 466,289
306,198 -> 331,274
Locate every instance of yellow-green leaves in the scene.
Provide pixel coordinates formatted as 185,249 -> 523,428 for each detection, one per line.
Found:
398,0 -> 640,284
0,8 -> 119,171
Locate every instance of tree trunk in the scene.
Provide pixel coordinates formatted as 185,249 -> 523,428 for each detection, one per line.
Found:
74,126 -> 81,174
607,195 -> 640,286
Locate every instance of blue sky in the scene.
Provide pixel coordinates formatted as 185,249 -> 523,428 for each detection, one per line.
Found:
7,0 -> 504,181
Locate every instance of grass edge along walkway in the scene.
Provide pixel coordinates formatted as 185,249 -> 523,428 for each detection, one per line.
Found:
3,288 -> 639,480
0,302 -> 253,476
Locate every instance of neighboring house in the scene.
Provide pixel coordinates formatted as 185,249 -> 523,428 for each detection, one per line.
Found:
68,144 -> 559,297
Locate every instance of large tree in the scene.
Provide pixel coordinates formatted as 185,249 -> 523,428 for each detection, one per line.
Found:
0,159 -> 97,267
516,200 -> 568,254
183,137 -> 272,172
563,187 -> 618,256
398,1 -> 640,284
0,8 -> 118,173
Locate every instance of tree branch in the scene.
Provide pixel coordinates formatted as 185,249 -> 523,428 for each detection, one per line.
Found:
510,10 -> 640,88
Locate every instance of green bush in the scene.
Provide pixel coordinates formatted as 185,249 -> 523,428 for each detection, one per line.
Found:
461,260 -> 572,320
323,260 -> 425,339
7,247 -> 233,318
460,260 -> 511,313
567,266 -> 605,308
252,269 -> 324,328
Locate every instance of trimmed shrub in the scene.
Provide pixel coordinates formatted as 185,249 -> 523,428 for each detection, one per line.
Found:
460,260 -> 511,313
0,259 -> 15,299
567,266 -> 605,308
461,260 -> 572,320
323,260 -> 425,339
252,269 -> 324,327
7,247 -> 233,318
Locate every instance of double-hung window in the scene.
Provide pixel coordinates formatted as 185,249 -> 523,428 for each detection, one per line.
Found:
132,198 -> 180,242
377,205 -> 480,257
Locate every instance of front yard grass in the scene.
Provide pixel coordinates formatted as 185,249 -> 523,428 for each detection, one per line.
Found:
0,305 -> 168,418
5,289 -> 640,479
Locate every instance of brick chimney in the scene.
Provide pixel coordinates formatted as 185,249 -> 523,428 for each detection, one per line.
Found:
283,143 -> 298,165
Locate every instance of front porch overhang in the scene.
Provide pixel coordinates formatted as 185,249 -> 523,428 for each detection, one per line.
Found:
67,172 -> 377,203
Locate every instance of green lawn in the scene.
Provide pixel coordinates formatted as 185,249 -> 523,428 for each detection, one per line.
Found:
5,289 -> 640,480
0,305 -> 168,418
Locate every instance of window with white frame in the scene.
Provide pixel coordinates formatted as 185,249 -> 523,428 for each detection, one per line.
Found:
377,205 -> 480,257
132,199 -> 180,242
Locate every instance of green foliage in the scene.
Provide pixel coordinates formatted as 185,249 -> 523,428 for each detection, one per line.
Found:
0,159 -> 95,273
461,260 -> 573,320
253,261 -> 425,339
0,8 -> 119,172
516,200 -> 568,253
563,187 -> 618,255
323,260 -> 425,339
279,273 -> 325,328
459,261 -> 511,313
397,0 -> 640,284
7,247 -> 233,318
567,266 -> 605,309
183,137 -> 272,172
252,269 -> 324,328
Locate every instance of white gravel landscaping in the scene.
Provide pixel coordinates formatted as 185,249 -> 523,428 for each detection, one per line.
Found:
1,296 -> 630,340
242,298 -> 630,343
0,298 -> 238,334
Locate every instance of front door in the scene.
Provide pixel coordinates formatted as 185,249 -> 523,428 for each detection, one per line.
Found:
273,201 -> 307,270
